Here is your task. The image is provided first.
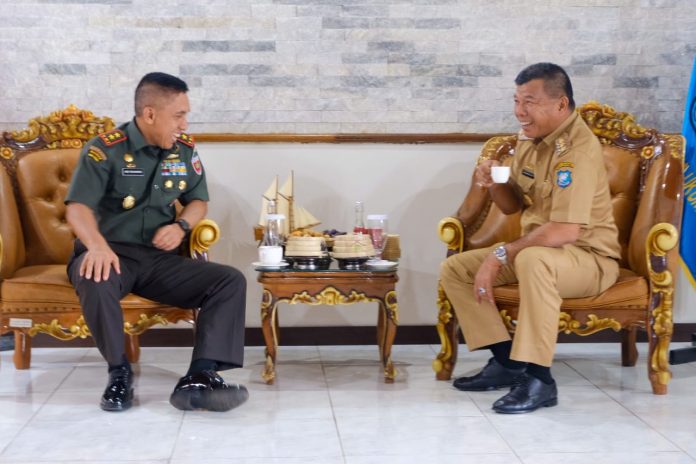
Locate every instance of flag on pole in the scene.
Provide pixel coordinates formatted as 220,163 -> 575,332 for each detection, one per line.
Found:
681,57 -> 696,289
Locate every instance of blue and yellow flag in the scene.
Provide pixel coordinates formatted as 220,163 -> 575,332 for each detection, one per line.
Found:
682,57 -> 696,289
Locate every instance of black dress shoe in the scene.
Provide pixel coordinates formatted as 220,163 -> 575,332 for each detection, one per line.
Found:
453,357 -> 526,391
169,370 -> 249,412
100,366 -> 133,412
492,373 -> 558,414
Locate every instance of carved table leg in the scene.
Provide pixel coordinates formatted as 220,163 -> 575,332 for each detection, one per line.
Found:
260,289 -> 279,384
13,330 -> 31,369
377,290 -> 398,383
433,283 -> 459,380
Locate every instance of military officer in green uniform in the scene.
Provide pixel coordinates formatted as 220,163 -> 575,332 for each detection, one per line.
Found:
65,72 -> 248,412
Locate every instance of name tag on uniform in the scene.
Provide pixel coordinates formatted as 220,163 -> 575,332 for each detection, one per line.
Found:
122,168 -> 144,176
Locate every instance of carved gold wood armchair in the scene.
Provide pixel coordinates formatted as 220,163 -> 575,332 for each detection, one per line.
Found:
432,101 -> 684,394
0,105 -> 220,369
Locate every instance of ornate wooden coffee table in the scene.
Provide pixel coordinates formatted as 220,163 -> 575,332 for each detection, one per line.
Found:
255,264 -> 399,384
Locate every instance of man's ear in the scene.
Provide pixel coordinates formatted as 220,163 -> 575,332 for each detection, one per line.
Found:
558,96 -> 570,112
141,106 -> 156,125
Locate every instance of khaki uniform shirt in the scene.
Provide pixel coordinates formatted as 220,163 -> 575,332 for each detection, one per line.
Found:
510,112 -> 621,260
65,119 -> 209,246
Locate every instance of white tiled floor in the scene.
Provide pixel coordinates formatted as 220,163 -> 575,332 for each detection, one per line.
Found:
2,343 -> 696,463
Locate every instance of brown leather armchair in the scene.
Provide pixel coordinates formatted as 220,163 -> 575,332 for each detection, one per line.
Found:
432,102 -> 684,394
0,105 -> 220,369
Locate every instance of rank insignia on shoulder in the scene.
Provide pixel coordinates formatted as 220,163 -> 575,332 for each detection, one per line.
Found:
177,132 -> 195,148
556,170 -> 572,188
99,130 -> 127,147
522,167 -> 535,179
554,135 -> 571,156
87,147 -> 107,163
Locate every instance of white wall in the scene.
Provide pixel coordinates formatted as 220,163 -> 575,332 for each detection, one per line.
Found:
197,141 -> 696,327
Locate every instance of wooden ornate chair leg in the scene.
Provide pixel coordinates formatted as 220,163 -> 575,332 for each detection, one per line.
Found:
125,333 -> 141,363
621,326 -> 638,366
433,284 -> 459,380
13,330 -> 31,369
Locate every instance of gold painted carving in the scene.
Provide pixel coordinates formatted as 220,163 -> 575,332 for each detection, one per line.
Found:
189,219 -> 220,258
499,310 -> 620,336
646,223 -> 679,388
28,316 -> 91,340
384,290 -> 399,324
437,216 -> 465,253
1,146 -> 14,159
283,286 -> 369,306
477,135 -> 517,163
433,284 -> 454,373
124,314 -> 169,335
665,134 -> 686,162
558,313 -> 621,335
9,104 -> 115,145
579,101 -> 651,143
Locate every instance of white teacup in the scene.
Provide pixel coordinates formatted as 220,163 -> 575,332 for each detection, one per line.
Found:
491,166 -> 511,183
258,245 -> 283,264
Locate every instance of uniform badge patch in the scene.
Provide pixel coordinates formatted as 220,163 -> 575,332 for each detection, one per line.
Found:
192,150 -> 203,176
87,147 -> 107,163
557,170 -> 572,188
99,130 -> 127,147
177,133 -> 195,148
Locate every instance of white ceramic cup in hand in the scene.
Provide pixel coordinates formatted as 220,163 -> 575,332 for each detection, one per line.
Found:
491,166 -> 511,183
258,245 -> 283,264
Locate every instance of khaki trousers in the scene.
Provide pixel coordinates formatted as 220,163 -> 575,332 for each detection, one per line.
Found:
439,244 -> 618,366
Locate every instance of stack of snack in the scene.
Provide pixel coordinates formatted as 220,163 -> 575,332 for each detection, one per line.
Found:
331,234 -> 375,258
284,236 -> 326,257
382,234 -> 401,262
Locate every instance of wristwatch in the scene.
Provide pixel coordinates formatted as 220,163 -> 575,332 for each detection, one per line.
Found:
175,218 -> 191,234
493,244 -> 508,265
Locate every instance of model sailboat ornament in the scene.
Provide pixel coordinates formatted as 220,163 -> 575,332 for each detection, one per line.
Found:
258,171 -> 321,238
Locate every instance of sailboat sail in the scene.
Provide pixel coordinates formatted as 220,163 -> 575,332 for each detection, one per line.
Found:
258,171 -> 321,237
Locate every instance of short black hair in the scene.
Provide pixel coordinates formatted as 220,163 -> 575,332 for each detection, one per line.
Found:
134,72 -> 189,116
515,63 -> 575,110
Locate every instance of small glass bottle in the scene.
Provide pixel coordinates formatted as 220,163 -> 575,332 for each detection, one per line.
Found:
353,201 -> 367,234
261,214 -> 284,247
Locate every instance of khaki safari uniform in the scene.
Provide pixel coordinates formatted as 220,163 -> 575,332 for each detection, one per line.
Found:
66,120 -> 246,370
440,112 -> 621,366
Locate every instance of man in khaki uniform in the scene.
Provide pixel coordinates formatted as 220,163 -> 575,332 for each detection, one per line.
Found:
439,63 -> 621,413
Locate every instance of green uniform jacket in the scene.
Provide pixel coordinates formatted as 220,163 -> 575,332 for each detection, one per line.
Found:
65,119 -> 209,246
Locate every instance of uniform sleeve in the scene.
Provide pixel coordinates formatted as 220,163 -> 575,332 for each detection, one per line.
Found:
64,142 -> 111,210
549,146 -> 597,224
179,148 -> 209,205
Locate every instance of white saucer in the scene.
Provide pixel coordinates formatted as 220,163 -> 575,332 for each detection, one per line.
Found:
366,260 -> 398,269
252,261 -> 289,269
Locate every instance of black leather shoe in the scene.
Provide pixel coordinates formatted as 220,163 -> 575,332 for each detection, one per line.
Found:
492,373 -> 558,414
169,370 -> 249,412
453,357 -> 526,391
100,366 -> 133,412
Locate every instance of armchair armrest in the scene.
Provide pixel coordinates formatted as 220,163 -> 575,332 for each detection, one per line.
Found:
188,219 -> 221,260
438,216 -> 465,254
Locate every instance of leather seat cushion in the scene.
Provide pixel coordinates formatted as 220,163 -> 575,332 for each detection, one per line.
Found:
1,265 -> 168,311
492,269 -> 649,310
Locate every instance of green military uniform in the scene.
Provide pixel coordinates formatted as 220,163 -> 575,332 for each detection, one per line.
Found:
440,112 -> 621,366
66,120 -> 246,370
66,119 -> 208,244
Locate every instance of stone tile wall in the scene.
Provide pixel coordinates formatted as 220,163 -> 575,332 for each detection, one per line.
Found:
1,0 -> 694,133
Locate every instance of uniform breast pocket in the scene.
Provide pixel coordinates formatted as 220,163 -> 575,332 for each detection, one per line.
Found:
161,179 -> 184,205
517,176 -> 535,194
